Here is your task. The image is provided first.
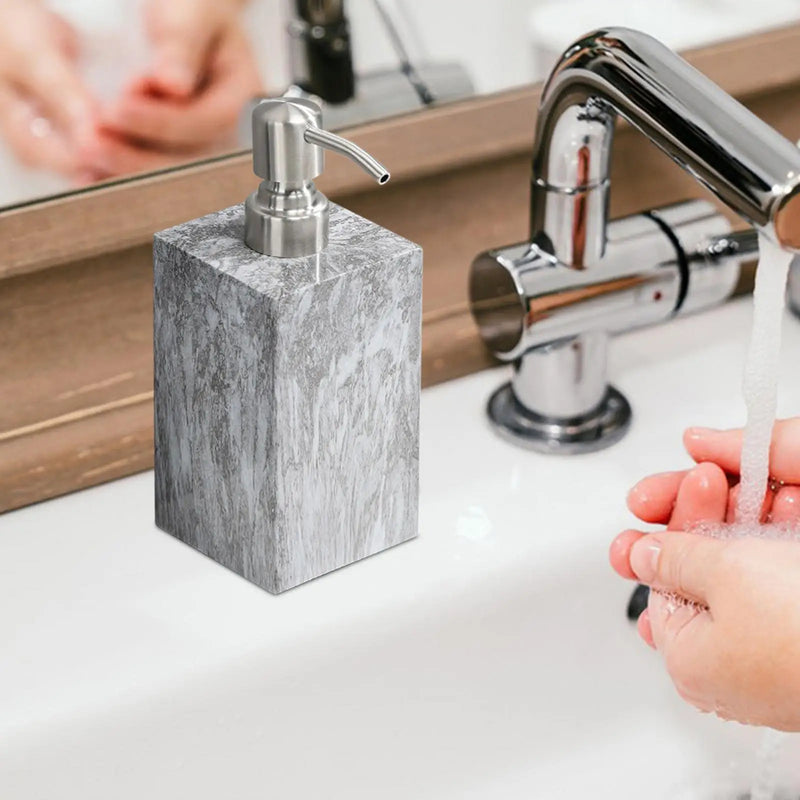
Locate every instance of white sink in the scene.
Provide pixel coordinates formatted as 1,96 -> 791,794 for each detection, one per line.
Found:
3,296 -> 800,799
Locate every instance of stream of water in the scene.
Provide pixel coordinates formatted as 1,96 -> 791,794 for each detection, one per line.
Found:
735,234 -> 794,800
738,235 -> 794,527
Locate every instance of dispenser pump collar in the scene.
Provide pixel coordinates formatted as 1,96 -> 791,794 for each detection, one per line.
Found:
244,97 -> 390,258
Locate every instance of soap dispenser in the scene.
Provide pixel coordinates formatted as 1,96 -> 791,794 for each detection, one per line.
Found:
153,98 -> 422,594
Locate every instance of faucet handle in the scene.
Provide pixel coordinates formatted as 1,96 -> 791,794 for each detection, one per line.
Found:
471,200 -> 743,452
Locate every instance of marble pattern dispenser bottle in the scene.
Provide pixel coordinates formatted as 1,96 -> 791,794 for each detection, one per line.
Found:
153,98 -> 422,594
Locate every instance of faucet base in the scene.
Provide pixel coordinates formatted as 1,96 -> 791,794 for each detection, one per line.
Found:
486,382 -> 631,454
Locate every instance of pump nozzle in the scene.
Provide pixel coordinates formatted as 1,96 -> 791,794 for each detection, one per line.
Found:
245,97 -> 390,258
303,126 -> 390,184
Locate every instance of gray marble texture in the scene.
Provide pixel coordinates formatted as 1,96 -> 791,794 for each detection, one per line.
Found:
154,203 -> 422,593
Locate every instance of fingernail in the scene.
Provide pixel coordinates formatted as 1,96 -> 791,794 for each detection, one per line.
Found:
629,536 -> 661,583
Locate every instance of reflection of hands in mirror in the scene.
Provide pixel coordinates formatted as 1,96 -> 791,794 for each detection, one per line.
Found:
0,0 -> 263,184
0,0 -> 97,180
94,0 -> 262,178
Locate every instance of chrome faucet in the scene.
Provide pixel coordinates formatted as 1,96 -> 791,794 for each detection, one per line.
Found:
470,27 -> 800,454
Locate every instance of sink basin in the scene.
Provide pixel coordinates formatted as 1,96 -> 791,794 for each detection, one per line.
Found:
3,297 -> 800,799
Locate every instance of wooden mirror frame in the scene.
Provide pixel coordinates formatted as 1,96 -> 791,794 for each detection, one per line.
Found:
4,25 -> 800,512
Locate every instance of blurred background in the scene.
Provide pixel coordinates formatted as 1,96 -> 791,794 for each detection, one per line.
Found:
2,0 -> 800,209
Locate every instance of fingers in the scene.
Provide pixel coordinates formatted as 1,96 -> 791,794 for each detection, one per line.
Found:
628,462 -> 730,528
668,462 -> 729,531
101,88 -> 232,149
102,25 -> 260,148
609,529 -> 646,579
725,484 -> 739,524
637,608 -> 655,648
612,522 -> 725,605
628,530 -> 725,605
82,133 -> 199,177
769,419 -> 800,484
627,471 -> 687,523
627,462 -> 729,529
0,6 -> 95,158
684,426 -> 743,475
770,485 -> 800,524
613,462 -> 726,586
48,11 -> 81,61
146,30 -> 213,96
23,59 -> 93,135
648,590 -> 717,711
685,419 -> 800,484
0,85 -> 79,174
724,483 -> 776,524
143,0 -> 233,96
12,26 -> 95,145
648,591 -> 704,651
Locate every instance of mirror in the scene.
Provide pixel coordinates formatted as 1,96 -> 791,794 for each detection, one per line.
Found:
2,0 -> 800,211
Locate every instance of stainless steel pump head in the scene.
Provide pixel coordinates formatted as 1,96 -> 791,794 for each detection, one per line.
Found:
245,97 -> 390,258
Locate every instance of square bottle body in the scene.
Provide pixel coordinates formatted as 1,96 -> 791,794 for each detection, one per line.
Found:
154,203 -> 422,593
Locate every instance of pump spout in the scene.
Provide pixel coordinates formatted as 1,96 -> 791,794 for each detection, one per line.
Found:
245,97 -> 389,257
531,27 -> 800,268
304,127 -> 390,184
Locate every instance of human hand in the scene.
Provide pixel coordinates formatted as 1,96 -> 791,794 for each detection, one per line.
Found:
627,419 -> 800,526
139,0 -> 248,98
613,519 -> 800,730
93,1 -> 261,176
609,420 -> 800,730
0,0 -> 96,177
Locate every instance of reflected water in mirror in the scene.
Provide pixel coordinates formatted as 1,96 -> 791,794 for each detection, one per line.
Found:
2,0 -> 800,210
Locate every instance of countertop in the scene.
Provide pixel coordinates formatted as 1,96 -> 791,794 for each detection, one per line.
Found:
3,296 -> 800,799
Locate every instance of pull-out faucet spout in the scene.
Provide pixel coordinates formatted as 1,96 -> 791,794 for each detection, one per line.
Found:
470,28 -> 796,453
532,27 -> 800,268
